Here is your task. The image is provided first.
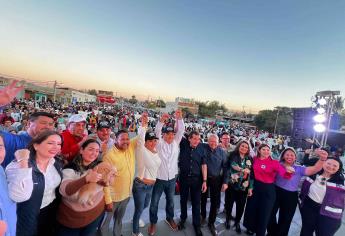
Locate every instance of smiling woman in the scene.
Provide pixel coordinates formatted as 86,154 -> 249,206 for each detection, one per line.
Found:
299,157 -> 345,236
5,130 -> 63,236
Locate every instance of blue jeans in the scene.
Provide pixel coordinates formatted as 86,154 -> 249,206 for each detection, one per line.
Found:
57,212 -> 104,236
149,178 -> 176,224
132,178 -> 154,234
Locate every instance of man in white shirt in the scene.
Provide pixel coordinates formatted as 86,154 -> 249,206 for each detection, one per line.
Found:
148,110 -> 185,236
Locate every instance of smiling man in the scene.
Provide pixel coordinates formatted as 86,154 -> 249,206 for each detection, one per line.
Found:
1,111 -> 55,167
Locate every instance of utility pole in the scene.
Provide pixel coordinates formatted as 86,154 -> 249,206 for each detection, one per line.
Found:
273,107 -> 280,137
53,80 -> 57,102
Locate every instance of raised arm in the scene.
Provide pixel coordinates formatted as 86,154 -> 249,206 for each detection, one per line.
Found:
305,149 -> 328,176
154,113 -> 169,139
0,80 -> 24,106
5,149 -> 33,202
136,112 -> 148,148
174,109 -> 185,144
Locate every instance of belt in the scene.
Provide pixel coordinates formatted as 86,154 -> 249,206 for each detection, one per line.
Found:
135,177 -> 155,186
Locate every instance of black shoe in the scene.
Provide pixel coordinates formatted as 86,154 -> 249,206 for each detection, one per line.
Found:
245,229 -> 254,235
194,226 -> 203,236
178,221 -> 186,230
208,224 -> 218,236
234,223 -> 242,234
225,220 -> 230,230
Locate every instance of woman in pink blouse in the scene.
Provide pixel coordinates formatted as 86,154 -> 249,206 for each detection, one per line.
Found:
243,144 -> 293,236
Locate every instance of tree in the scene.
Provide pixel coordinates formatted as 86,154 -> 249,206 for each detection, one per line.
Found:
196,100 -> 228,117
156,99 -> 166,108
129,95 -> 138,104
254,107 -> 292,135
87,89 -> 97,96
181,107 -> 193,118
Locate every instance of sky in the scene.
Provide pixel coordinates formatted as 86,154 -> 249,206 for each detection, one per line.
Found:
0,0 -> 344,113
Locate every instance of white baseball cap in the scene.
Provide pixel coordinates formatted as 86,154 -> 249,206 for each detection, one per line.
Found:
68,114 -> 86,123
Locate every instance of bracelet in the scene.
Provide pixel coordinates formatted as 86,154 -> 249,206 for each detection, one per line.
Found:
203,180 -> 207,182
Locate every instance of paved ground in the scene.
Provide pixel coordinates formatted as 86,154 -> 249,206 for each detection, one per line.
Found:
101,192 -> 345,236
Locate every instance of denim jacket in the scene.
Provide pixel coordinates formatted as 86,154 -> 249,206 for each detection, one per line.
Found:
299,176 -> 345,220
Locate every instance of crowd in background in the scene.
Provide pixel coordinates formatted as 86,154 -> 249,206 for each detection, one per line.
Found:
0,81 -> 344,236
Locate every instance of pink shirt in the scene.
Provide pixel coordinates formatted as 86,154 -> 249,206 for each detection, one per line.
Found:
253,156 -> 291,184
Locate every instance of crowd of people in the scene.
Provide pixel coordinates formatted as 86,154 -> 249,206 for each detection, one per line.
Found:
0,80 -> 344,236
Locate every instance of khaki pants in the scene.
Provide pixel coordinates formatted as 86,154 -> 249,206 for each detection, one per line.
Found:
98,198 -> 130,236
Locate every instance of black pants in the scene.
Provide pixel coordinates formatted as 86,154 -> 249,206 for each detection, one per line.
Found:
225,187 -> 248,224
300,197 -> 341,236
267,186 -> 298,236
37,199 -> 59,236
243,180 -> 276,236
201,176 -> 222,224
179,176 -> 202,227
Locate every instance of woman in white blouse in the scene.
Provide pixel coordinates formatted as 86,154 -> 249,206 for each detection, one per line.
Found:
6,130 -> 63,236
132,113 -> 161,236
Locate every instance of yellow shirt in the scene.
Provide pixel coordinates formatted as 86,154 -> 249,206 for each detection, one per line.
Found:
103,138 -> 137,203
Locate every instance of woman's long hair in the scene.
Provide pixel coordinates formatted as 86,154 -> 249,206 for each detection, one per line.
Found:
69,139 -> 101,174
27,130 -> 63,160
256,143 -> 270,158
229,140 -> 250,161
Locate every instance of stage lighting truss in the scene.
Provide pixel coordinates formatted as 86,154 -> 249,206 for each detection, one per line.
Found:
312,96 -> 328,133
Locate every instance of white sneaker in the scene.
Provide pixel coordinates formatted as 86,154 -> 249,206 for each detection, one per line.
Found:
139,218 -> 145,228
132,232 -> 144,236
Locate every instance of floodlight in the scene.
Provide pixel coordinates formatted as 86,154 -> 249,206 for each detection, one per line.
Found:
313,114 -> 326,123
318,98 -> 327,106
317,107 -> 326,114
313,124 -> 326,133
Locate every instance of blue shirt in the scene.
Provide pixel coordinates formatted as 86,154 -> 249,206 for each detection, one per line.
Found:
203,145 -> 228,183
0,131 -> 32,167
0,166 -> 16,236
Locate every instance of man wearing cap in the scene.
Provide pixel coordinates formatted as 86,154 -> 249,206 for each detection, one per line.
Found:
131,113 -> 161,236
148,110 -> 185,236
89,120 -> 114,158
61,114 -> 88,163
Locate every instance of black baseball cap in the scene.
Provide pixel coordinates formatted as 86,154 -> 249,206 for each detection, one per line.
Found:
162,126 -> 175,134
97,120 -> 111,129
145,131 -> 159,141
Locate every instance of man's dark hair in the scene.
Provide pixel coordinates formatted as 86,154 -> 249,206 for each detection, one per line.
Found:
188,130 -> 200,139
29,112 -> 54,122
115,129 -> 128,139
221,132 -> 230,138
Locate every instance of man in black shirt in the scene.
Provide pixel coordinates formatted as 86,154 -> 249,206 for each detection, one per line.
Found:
178,131 -> 207,236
